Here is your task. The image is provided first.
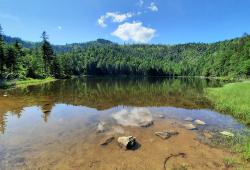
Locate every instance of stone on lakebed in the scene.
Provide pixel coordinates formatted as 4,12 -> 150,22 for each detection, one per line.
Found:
139,120 -> 154,127
155,131 -> 179,140
184,123 -> 197,130
100,136 -> 115,146
194,119 -> 206,125
117,136 -> 137,150
220,131 -> 234,137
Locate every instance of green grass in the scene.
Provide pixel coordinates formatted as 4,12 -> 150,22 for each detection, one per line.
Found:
0,77 -> 56,89
206,81 -> 250,125
15,77 -> 56,88
206,81 -> 250,162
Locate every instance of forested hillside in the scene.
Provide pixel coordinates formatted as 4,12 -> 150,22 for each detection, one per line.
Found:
0,24 -> 249,80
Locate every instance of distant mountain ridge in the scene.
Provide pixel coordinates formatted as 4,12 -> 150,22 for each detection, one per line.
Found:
3,35 -> 116,53
3,35 -> 38,49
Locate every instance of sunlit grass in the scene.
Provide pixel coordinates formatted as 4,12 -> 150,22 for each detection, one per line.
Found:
206,81 -> 250,162
15,77 -> 56,88
206,81 -> 250,125
0,77 -> 56,89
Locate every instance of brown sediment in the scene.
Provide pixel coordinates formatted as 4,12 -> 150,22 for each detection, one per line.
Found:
1,119 -> 244,170
163,152 -> 186,170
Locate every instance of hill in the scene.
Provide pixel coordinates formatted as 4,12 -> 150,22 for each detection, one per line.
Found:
1,33 -> 250,79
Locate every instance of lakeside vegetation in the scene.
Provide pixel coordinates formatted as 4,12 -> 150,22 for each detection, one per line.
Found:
0,77 -> 55,89
206,81 -> 250,125
206,81 -> 250,162
15,77 -> 56,88
0,24 -> 250,83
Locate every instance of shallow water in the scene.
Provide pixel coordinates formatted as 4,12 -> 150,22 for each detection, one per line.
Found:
0,77 -> 249,169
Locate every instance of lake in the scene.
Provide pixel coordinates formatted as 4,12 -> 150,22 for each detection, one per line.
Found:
0,77 -> 249,169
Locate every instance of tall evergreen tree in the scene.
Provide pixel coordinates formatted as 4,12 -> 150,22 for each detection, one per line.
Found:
0,25 -> 5,77
41,31 -> 54,75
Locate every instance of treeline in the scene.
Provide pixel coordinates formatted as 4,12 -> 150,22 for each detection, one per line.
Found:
0,24 -> 250,80
0,25 -> 56,79
56,35 -> 250,77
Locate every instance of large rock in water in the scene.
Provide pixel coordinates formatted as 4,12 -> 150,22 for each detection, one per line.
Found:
117,136 -> 137,150
155,131 -> 179,139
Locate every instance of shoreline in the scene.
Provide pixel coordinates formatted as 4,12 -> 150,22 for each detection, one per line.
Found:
0,77 -> 57,89
205,81 -> 250,161
0,75 -> 249,90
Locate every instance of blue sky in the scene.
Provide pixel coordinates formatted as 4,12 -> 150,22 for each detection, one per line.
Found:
0,0 -> 250,45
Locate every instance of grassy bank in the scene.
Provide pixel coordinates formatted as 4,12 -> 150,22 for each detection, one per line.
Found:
0,77 -> 56,89
206,81 -> 250,125
206,81 -> 250,161
16,77 -> 56,87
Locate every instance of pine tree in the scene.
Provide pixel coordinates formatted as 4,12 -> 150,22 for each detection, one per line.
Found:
41,31 -> 54,76
0,25 -> 5,77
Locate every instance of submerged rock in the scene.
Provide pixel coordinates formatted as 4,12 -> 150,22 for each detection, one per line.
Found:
117,136 -> 137,150
194,119 -> 206,125
220,131 -> 234,137
184,117 -> 194,122
155,131 -> 179,139
139,120 -> 154,127
100,136 -> 115,146
184,123 -> 197,130
97,121 -> 106,133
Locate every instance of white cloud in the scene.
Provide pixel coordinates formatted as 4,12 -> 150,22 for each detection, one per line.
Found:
112,22 -> 156,43
97,15 -> 107,27
57,26 -> 62,30
148,2 -> 158,12
107,12 -> 133,23
97,12 -> 134,27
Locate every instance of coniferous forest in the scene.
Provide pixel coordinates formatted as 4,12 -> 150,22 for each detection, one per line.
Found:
0,24 -> 250,80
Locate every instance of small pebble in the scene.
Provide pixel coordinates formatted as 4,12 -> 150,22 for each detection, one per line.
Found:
220,131 -> 234,137
184,123 -> 197,130
155,131 -> 179,139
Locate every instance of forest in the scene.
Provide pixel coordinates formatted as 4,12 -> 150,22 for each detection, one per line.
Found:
0,24 -> 250,80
